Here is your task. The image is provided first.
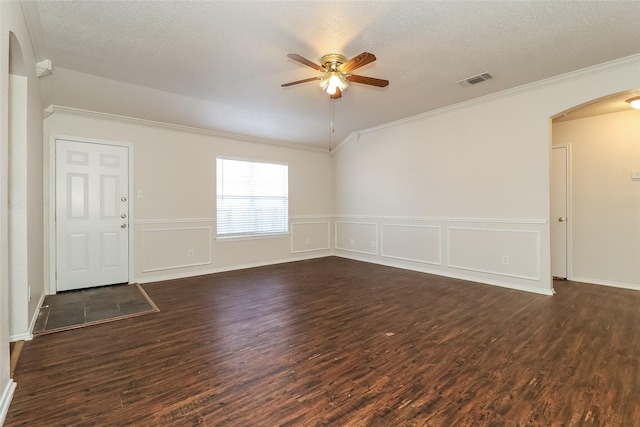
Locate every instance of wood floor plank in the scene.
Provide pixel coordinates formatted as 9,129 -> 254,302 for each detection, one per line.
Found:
6,257 -> 640,426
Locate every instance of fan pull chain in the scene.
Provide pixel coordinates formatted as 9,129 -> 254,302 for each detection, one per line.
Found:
331,101 -> 335,133
332,100 -> 337,134
329,100 -> 335,145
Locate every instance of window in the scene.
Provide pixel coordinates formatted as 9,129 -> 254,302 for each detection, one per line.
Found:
216,158 -> 288,238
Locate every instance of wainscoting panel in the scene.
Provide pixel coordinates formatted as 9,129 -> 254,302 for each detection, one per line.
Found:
291,222 -> 331,253
447,227 -> 540,280
381,224 -> 441,265
142,227 -> 212,272
335,221 -> 378,255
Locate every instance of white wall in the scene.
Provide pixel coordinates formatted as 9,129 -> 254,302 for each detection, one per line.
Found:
8,73 -> 28,339
332,56 -> 640,295
6,36 -> 45,344
1,1 -> 47,422
0,24 -> 12,425
44,108 -> 334,288
553,110 -> 640,288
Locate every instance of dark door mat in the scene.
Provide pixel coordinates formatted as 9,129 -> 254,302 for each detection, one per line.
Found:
34,283 -> 159,335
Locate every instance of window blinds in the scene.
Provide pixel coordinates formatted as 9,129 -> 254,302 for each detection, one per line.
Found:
216,158 -> 288,237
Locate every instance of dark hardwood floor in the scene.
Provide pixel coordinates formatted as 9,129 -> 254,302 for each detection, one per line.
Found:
6,257 -> 640,426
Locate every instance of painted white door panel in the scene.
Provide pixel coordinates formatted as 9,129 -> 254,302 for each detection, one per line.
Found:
551,145 -> 569,279
56,140 -> 129,291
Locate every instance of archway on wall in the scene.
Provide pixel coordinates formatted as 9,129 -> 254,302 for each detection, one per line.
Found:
550,88 -> 640,289
8,32 -> 28,340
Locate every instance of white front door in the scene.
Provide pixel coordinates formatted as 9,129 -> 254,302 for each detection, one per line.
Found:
55,139 -> 130,292
551,145 -> 569,279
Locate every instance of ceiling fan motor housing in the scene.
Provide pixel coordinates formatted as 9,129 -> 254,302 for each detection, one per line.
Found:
321,54 -> 347,71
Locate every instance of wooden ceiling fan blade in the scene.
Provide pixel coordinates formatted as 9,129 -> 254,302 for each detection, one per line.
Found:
330,87 -> 342,99
346,74 -> 389,87
281,77 -> 321,87
338,52 -> 376,73
287,53 -> 324,71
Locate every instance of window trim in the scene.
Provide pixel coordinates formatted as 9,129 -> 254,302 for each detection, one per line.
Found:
215,231 -> 291,243
216,156 -> 289,239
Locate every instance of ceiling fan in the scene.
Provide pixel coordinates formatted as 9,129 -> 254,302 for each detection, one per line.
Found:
282,52 -> 389,99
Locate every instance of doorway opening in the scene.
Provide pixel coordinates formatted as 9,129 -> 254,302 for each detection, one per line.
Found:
550,88 -> 640,289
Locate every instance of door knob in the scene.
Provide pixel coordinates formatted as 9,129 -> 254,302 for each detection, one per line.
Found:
121,224 -> 127,228
121,197 -> 127,202
121,213 -> 127,219
558,217 -> 566,222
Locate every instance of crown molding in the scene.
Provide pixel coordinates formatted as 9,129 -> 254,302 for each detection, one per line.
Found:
48,105 -> 331,154
329,131 -> 359,155
330,53 -> 640,153
20,0 -> 47,62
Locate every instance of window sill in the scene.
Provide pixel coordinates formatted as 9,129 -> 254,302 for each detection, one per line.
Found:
216,232 -> 291,243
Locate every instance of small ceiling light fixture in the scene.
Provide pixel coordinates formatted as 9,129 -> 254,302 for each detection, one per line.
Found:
320,54 -> 349,97
626,96 -> 640,109
321,71 -> 348,96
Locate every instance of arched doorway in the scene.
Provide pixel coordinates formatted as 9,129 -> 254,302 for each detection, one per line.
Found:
551,89 -> 640,289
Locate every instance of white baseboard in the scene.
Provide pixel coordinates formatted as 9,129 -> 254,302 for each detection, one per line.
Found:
9,292 -> 46,342
136,252 -> 332,284
570,276 -> 640,292
335,252 -> 554,296
0,379 -> 17,426
138,249 -> 555,296
8,332 -> 31,343
28,292 -> 47,339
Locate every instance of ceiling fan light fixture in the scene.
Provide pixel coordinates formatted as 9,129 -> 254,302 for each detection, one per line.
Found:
283,52 -> 387,99
322,71 -> 348,96
626,96 -> 640,109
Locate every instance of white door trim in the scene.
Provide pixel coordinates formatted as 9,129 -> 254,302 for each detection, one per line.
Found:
551,144 -> 572,280
48,134 -> 135,294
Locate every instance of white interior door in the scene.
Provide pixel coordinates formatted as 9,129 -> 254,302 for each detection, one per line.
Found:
551,145 -> 569,279
55,139 -> 130,291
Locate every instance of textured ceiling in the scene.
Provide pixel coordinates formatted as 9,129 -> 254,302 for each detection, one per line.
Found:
25,1 -> 640,148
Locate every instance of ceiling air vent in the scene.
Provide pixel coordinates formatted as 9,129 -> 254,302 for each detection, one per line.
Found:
457,72 -> 493,87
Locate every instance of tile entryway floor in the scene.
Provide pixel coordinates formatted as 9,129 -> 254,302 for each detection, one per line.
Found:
34,283 -> 158,334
